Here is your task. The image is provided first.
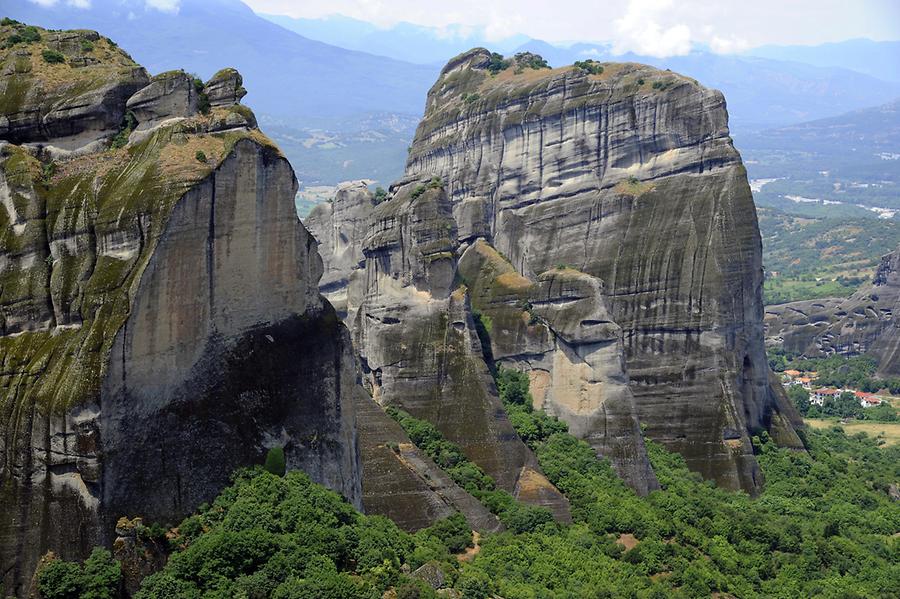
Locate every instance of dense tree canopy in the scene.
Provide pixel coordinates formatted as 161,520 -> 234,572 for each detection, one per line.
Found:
35,370 -> 899,599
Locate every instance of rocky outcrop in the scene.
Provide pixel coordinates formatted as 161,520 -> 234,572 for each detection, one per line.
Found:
397,49 -> 801,493
204,67 -> 248,109
0,23 -> 149,149
349,177 -> 570,521
455,241 -> 658,493
0,26 -> 361,596
354,390 -> 501,533
305,181 -> 376,318
125,70 -> 199,130
765,245 -> 900,377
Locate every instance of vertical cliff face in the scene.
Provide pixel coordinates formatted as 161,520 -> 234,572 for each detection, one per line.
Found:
305,181 -> 375,318
353,177 -> 570,522
765,245 -> 900,377
0,25 -> 360,595
400,49 -> 802,493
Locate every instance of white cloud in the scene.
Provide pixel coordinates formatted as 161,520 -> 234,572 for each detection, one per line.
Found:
27,0 -> 92,7
145,0 -> 180,13
709,35 -> 749,54
611,0 -> 692,57
243,0 -> 900,53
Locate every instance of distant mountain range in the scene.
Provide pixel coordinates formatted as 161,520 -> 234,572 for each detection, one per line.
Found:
261,12 -> 900,130
510,39 -> 900,131
261,13 -> 528,66
738,98 -> 900,154
2,0 -> 436,120
746,39 -> 900,83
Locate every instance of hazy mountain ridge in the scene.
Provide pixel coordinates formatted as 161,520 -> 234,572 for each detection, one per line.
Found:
746,38 -> 900,82
260,12 -> 529,65
1,0 -> 437,120
9,0 -> 900,186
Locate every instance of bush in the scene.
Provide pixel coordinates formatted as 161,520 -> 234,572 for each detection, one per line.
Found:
786,385 -> 810,416
110,111 -> 137,149
373,186 -> 388,204
263,446 -> 286,476
195,150 -> 207,163
191,76 -> 211,114
1,17 -> 21,26
487,52 -> 511,74
37,560 -> 83,599
37,549 -> 121,599
421,514 -> 472,553
513,52 -> 549,70
410,184 -> 427,199
42,49 -> 65,64
80,39 -> 94,52
21,26 -> 41,43
574,59 -> 604,75
456,568 -> 494,599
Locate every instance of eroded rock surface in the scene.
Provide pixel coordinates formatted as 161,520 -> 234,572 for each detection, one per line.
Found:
125,69 -> 199,130
305,181 -> 376,317
349,177 -> 571,521
765,245 -> 900,377
203,67 -> 248,109
403,49 -> 802,493
311,49 -> 802,498
0,23 -> 148,149
0,25 -> 361,596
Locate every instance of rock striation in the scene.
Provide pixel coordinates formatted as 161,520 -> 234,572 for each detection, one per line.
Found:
0,24 -> 361,595
309,176 -> 572,525
311,49 -> 803,498
765,245 -> 900,377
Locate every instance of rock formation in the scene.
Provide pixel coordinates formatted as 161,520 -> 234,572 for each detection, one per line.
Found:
305,180 -> 375,318
765,245 -> 900,377
0,23 -> 360,595
311,49 -> 803,498
0,27 -> 148,150
309,176 -> 572,525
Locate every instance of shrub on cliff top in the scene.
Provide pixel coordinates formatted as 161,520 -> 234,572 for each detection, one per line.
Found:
41,49 -> 65,64
487,52 -> 510,74
574,59 -> 604,75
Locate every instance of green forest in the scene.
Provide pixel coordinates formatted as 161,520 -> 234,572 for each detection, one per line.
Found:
756,206 -> 899,305
34,370 -> 900,599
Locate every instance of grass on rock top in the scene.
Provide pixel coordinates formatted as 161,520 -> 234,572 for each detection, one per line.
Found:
0,23 -> 141,116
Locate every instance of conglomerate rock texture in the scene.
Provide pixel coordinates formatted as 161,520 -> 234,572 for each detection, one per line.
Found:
0,24 -> 360,596
765,245 -> 900,377
310,49 -> 803,500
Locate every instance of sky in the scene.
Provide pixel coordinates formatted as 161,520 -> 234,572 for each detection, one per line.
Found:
241,0 -> 900,56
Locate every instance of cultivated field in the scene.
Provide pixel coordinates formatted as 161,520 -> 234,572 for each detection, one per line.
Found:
805,418 -> 900,446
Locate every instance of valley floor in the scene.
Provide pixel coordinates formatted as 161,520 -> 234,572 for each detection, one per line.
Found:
804,418 -> 900,446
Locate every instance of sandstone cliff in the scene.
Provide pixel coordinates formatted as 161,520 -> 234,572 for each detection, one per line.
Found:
309,175 -> 572,526
311,49 -> 803,498
765,245 -> 900,377
0,23 -> 360,595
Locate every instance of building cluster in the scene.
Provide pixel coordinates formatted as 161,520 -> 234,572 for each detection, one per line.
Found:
781,370 -> 885,407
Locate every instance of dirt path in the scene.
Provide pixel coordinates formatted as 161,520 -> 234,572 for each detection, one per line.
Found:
457,531 -> 481,562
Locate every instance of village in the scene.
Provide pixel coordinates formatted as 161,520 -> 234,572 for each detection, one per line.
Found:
781,369 -> 886,407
